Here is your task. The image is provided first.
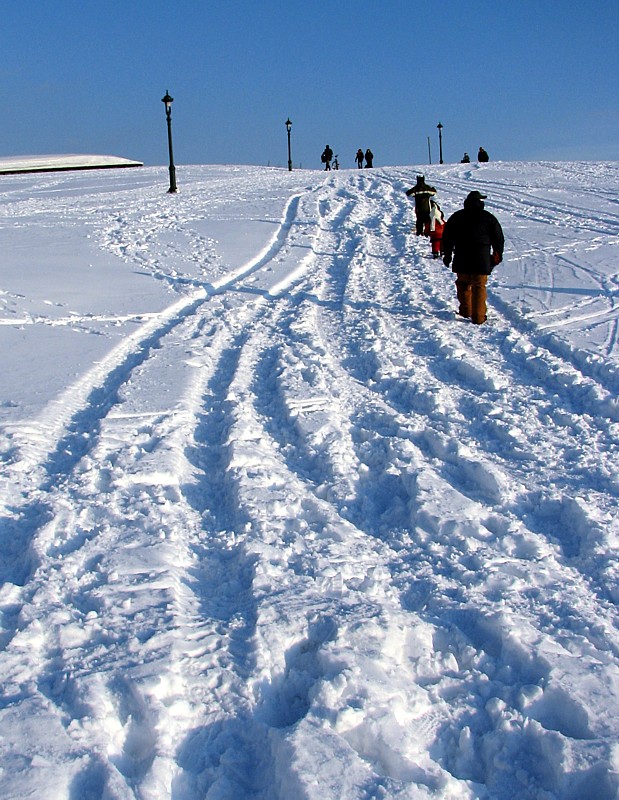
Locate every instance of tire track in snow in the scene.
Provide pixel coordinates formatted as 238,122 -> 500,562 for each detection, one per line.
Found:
252,172 -> 619,786
211,177 -> 492,788
0,182 -> 323,797
172,183 -> 450,792
325,177 -> 619,613
0,291 -> 208,589
0,183 -> 314,576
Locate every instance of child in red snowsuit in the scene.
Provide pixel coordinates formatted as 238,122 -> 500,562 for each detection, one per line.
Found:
427,200 -> 445,258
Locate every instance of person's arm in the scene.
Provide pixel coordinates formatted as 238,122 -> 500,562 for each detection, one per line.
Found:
442,219 -> 454,265
491,218 -> 505,263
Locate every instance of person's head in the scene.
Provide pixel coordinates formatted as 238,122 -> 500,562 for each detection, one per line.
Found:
464,190 -> 486,209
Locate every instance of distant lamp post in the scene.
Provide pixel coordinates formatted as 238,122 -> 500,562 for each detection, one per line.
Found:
285,118 -> 292,171
162,90 -> 177,193
437,121 -> 444,165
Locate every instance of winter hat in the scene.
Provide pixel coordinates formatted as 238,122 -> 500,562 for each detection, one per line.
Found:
466,190 -> 487,202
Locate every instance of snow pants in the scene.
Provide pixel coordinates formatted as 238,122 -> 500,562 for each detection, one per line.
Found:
416,212 -> 430,235
429,231 -> 443,257
455,274 -> 488,324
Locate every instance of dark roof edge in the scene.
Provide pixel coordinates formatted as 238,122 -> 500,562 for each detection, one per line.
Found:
0,162 -> 144,176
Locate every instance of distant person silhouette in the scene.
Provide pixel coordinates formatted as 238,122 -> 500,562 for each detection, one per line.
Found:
321,145 -> 333,170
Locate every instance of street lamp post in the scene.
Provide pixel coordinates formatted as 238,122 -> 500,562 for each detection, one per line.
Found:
285,118 -> 292,171
162,91 -> 178,193
437,122 -> 444,165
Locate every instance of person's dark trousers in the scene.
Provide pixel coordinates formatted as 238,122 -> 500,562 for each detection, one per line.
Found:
416,214 -> 430,235
456,274 -> 488,324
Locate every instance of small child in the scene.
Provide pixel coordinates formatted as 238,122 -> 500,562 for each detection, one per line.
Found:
428,200 -> 445,258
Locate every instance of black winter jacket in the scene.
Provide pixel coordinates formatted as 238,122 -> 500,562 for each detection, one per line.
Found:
406,179 -> 436,216
442,201 -> 504,275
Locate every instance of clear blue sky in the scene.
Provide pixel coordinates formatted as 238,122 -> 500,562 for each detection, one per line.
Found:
3,0 -> 618,169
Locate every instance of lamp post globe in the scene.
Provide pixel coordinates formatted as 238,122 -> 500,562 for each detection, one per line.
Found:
162,90 -> 178,193
285,118 -> 292,171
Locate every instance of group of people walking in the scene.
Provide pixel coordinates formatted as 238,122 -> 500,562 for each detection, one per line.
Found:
323,145 -> 489,170
355,148 -> 374,169
406,175 -> 504,325
318,147 -> 504,326
321,146 -> 374,170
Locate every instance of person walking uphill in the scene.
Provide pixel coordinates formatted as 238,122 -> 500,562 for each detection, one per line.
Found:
406,175 -> 436,235
441,191 -> 504,325
355,149 -> 364,169
321,145 -> 333,170
427,200 -> 445,259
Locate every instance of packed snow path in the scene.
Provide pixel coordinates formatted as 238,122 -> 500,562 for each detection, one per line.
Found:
0,163 -> 618,799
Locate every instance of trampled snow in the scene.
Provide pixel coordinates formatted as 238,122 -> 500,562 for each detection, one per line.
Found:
0,160 -> 618,799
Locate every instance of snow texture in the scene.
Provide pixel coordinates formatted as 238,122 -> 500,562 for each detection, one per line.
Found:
0,154 -> 143,174
0,160 -> 619,799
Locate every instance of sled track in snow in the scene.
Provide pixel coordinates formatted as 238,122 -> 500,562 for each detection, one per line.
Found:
0,178 -> 331,798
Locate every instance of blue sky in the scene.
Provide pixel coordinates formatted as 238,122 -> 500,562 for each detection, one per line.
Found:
3,0 -> 618,169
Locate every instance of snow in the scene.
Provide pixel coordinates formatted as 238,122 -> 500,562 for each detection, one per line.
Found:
0,154 -> 143,174
0,159 -> 618,799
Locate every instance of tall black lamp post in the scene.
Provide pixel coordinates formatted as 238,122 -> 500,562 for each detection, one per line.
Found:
437,121 -> 444,165
162,91 -> 178,193
285,118 -> 292,171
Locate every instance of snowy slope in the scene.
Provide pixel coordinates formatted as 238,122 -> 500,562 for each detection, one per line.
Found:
0,161 -> 618,800
0,154 -> 143,174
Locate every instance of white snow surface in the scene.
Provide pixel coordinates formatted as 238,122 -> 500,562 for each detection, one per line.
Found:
0,155 -> 143,174
1,161 -> 619,800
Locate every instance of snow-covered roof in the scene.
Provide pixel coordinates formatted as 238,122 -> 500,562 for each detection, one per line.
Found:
0,154 -> 143,174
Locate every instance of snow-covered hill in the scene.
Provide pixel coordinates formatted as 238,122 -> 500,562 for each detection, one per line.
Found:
0,154 -> 143,174
0,161 -> 618,799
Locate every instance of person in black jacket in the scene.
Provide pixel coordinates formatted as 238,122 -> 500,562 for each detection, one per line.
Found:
321,145 -> 333,170
442,191 -> 504,324
405,175 -> 437,235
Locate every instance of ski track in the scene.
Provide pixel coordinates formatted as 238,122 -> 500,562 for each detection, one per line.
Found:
0,166 -> 618,799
